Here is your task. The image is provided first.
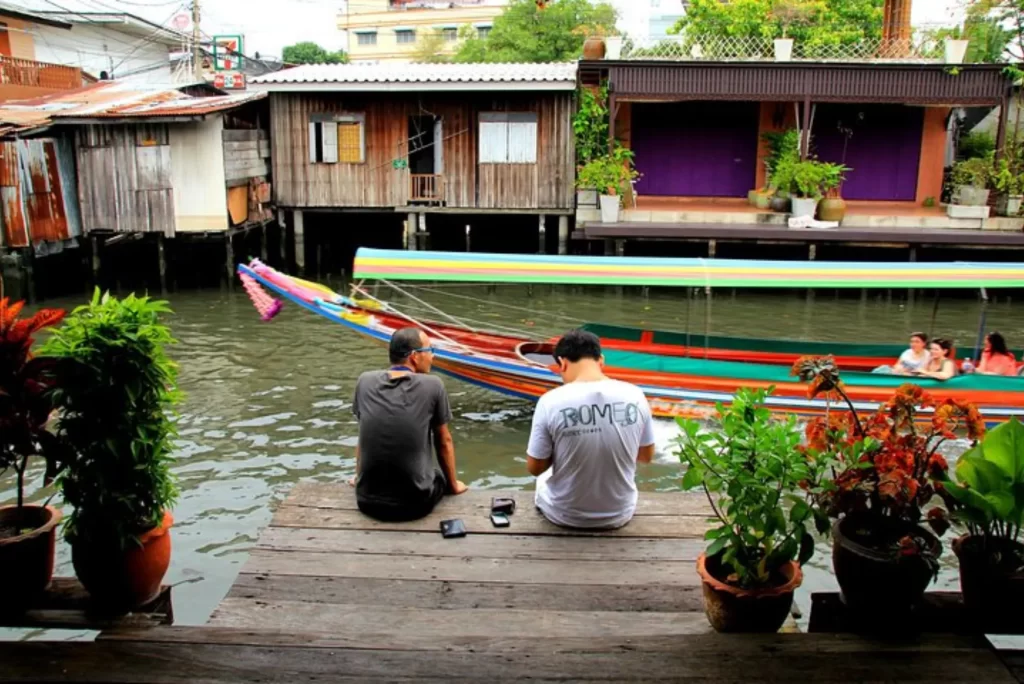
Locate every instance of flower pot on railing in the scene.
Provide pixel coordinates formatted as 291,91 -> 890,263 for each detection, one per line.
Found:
791,197 -> 818,218
605,37 -> 624,60
583,37 -> 606,60
944,39 -> 969,64
599,194 -> 621,223
774,38 -> 794,62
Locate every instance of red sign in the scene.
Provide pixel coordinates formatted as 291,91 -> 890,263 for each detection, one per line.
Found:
232,73 -> 245,89
213,74 -> 225,88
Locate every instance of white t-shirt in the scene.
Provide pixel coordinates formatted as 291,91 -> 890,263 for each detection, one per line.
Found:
897,348 -> 928,372
527,378 -> 656,529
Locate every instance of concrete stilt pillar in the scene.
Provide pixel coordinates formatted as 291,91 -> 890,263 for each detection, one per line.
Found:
615,239 -> 625,257
91,235 -> 101,289
708,239 -> 717,258
22,248 -> 35,304
260,223 -> 268,262
465,224 -> 471,252
603,239 -> 614,256
406,213 -> 417,251
418,213 -> 428,250
157,234 -> 168,294
808,243 -> 817,261
538,214 -> 547,255
225,233 -> 235,291
557,215 -> 569,255
294,209 -> 306,275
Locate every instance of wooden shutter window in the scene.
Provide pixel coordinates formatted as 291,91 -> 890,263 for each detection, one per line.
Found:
337,122 -> 362,163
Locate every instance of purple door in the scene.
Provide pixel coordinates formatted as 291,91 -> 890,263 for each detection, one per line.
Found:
632,102 -> 759,197
812,104 -> 924,201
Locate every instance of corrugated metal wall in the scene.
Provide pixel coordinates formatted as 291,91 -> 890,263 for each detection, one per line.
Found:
75,124 -> 175,237
0,138 -> 81,249
270,91 -> 574,211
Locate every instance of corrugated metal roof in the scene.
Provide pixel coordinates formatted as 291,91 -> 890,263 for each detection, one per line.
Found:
250,62 -> 578,91
0,81 -> 266,135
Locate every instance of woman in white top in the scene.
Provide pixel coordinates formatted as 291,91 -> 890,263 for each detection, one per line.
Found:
893,332 -> 929,375
914,338 -> 958,381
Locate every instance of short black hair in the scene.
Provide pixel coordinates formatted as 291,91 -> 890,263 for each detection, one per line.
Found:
553,329 -> 602,363
389,327 -> 424,364
910,331 -> 928,344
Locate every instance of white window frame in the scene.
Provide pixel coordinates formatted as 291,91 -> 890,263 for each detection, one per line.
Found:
309,113 -> 366,164
479,112 -> 538,164
356,32 -> 377,46
441,27 -> 458,42
395,29 -> 416,44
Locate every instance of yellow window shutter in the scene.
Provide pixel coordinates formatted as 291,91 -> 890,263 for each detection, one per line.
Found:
338,122 -> 362,163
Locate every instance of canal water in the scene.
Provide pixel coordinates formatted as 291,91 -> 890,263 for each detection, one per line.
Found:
3,283 -> 1023,634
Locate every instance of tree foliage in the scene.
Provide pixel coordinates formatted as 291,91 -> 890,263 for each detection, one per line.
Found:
413,31 -> 451,64
945,0 -> 1024,62
671,0 -> 883,47
454,0 -> 617,64
282,41 -> 348,65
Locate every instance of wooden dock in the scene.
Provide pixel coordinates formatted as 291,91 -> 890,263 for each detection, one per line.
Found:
2,482 -> 1021,682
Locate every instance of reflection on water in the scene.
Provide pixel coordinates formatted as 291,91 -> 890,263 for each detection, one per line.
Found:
2,284 -> 1021,632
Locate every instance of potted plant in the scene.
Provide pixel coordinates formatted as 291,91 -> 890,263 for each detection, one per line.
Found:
948,157 -> 993,218
771,0 -> 817,61
676,387 -> 814,633
0,299 -> 67,609
992,158 -> 1023,216
574,85 -> 609,210
577,146 -> 639,224
794,357 -> 986,616
930,417 -> 1024,633
775,159 -> 833,218
42,291 -> 180,611
764,129 -> 800,212
817,163 -> 851,222
944,37 -> 970,64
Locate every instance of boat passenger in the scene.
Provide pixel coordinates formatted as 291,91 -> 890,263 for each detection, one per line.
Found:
892,332 -> 930,375
526,329 -> 656,530
974,332 -> 1019,377
350,327 -> 468,522
913,338 -> 958,381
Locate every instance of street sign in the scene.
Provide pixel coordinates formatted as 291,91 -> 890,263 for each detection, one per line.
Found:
213,34 -> 244,71
211,71 -> 246,89
171,13 -> 191,31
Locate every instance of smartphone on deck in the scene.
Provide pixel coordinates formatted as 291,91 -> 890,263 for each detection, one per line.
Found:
490,513 -> 510,528
440,519 -> 467,538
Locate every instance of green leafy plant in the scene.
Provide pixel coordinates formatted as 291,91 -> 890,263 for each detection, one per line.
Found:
950,157 -> 994,189
0,299 -> 67,513
770,0 -> 821,39
959,131 -> 997,160
676,387 -> 815,589
763,128 -> 800,190
923,196 -> 936,208
573,85 -> 609,167
42,291 -> 180,549
992,158 -> 1024,195
576,146 -> 639,196
773,158 -> 849,199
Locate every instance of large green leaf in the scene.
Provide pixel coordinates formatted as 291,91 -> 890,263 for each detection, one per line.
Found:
681,465 -> 704,491
957,453 -> 1011,495
979,417 -> 1024,481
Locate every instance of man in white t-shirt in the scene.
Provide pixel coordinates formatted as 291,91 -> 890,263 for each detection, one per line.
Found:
526,329 -> 656,529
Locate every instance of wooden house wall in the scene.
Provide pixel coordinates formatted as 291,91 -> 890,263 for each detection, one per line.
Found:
270,91 -> 574,211
75,124 -> 175,237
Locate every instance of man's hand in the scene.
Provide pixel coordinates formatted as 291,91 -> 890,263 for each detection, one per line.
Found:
449,480 -> 469,495
348,476 -> 356,487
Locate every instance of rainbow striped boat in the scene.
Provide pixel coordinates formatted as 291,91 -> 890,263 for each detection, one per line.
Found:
239,249 -> 1024,426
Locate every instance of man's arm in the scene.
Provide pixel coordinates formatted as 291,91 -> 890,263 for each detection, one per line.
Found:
526,398 -> 552,477
527,455 -> 552,477
636,398 -> 657,464
433,424 -> 467,494
637,444 -> 655,464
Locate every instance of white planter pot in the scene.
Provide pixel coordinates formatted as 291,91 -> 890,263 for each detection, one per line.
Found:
605,37 -> 623,60
955,185 -> 990,206
790,197 -> 818,218
947,204 -> 990,219
944,39 -> 969,64
599,194 -> 621,223
1008,196 -> 1023,216
576,188 -> 598,208
774,38 -> 794,62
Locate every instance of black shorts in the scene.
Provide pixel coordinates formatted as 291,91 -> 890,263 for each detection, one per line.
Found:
357,471 -> 447,522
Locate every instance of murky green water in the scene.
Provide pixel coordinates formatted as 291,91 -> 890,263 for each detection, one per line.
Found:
3,283 -> 1023,634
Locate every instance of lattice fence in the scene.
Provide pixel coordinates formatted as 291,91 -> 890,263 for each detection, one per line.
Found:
620,35 -> 944,62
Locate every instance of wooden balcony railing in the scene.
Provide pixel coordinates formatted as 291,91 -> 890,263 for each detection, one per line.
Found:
0,55 -> 82,91
410,174 -> 445,204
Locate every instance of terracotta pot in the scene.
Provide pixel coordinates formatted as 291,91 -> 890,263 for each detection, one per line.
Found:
696,553 -> 802,633
0,504 -> 62,611
832,515 -> 940,616
818,197 -> 847,222
582,37 -> 606,60
770,195 -> 791,213
72,511 -> 173,612
953,534 -> 1024,633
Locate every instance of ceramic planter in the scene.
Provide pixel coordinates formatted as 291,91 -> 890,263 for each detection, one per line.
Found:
753,191 -> 772,210
996,194 -> 1023,216
953,535 -> 1024,634
947,204 -> 991,219
605,36 -> 623,60
0,504 -> 62,610
747,189 -> 759,207
774,38 -> 794,62
944,38 -> 969,64
832,515 -> 941,616
770,195 -> 791,213
582,37 -> 606,60
817,197 -> 847,222
576,188 -> 598,209
791,197 -> 818,218
599,194 -> 621,223
955,185 -> 990,207
697,553 -> 802,633
72,511 -> 173,611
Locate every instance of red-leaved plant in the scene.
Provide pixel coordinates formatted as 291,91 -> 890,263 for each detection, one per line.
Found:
792,356 -> 985,568
0,298 -> 67,509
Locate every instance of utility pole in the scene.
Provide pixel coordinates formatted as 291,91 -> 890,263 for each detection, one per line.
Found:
191,0 -> 202,83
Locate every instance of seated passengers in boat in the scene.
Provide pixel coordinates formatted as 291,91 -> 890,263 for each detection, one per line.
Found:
525,329 -> 655,530
892,332 -> 929,375
350,327 -> 468,521
973,332 -> 1019,377
913,338 -> 958,381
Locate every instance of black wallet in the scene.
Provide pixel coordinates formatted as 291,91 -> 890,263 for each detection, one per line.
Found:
440,518 -> 467,538
491,497 -> 516,515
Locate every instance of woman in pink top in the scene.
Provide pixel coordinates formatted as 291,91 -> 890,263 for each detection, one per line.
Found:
976,332 -> 1019,377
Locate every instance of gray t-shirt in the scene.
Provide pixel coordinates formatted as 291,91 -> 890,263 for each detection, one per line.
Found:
352,371 -> 452,508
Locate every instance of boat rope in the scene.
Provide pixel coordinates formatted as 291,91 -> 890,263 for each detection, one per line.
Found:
369,299 -> 545,340
349,283 -> 473,353
380,279 -> 481,333
397,282 -> 586,325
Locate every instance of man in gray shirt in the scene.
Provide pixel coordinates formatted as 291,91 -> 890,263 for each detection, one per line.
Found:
352,327 -> 468,521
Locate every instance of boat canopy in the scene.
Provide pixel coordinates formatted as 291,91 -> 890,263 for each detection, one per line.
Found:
353,249 -> 1024,289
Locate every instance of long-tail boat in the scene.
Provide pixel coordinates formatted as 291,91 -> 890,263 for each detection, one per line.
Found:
239,249 -> 1024,426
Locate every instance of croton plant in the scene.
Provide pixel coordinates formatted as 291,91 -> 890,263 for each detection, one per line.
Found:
792,356 -> 986,565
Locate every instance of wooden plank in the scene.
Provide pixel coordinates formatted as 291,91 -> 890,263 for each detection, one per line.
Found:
4,632 -> 1012,682
271,504 -> 709,538
240,548 -> 701,586
209,598 -> 711,637
283,482 -> 712,518
225,160 -> 270,182
222,129 -> 262,142
225,573 -> 704,612
256,527 -> 706,561
0,578 -> 173,630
